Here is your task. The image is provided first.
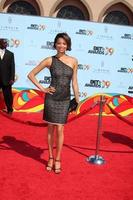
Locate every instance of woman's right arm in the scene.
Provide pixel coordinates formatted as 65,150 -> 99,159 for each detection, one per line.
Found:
27,57 -> 55,94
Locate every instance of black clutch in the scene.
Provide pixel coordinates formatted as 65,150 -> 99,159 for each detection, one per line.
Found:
68,98 -> 78,112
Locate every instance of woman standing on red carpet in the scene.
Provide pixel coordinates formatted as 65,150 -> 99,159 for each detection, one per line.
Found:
28,33 -> 79,174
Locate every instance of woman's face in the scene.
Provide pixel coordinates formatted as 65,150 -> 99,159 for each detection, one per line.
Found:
55,37 -> 67,53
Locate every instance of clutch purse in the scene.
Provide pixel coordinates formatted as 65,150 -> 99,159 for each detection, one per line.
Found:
68,98 -> 78,112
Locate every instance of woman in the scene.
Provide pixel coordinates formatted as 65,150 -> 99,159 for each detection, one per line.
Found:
28,33 -> 79,174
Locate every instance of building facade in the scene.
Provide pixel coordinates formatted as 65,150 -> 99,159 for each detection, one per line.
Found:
0,0 -> 133,25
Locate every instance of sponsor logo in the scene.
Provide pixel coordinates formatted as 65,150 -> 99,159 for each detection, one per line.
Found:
85,80 -> 111,88
41,41 -> 54,50
27,24 -> 45,31
96,35 -> 113,40
121,33 -> 133,40
96,26 -> 113,40
128,86 -> 133,94
92,61 -> 110,74
88,46 -> 114,55
49,29 -> 65,34
117,67 -> 133,73
39,76 -> 51,84
92,68 -> 110,73
76,29 -> 93,36
49,21 -> 67,35
48,21 -> 66,34
78,64 -> 91,70
48,21 -> 64,34
0,25 -> 19,31
0,16 -> 19,31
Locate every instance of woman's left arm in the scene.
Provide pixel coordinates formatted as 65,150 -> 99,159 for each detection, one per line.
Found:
72,58 -> 79,103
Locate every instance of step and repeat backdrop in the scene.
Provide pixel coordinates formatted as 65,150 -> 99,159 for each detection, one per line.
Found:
0,13 -> 132,113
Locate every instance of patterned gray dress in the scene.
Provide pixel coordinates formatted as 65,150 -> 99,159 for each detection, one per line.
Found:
43,56 -> 73,124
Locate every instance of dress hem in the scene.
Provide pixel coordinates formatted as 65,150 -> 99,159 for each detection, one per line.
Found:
44,120 -> 65,125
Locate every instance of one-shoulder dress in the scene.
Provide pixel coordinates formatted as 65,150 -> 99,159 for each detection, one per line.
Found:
43,56 -> 73,124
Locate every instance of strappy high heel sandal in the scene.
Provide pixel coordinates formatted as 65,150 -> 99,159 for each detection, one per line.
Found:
46,157 -> 54,172
54,159 -> 61,174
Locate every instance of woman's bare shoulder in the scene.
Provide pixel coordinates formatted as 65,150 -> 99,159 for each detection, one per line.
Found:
68,56 -> 78,68
68,56 -> 78,64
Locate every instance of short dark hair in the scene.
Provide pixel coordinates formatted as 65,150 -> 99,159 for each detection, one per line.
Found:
53,32 -> 71,51
0,38 -> 8,49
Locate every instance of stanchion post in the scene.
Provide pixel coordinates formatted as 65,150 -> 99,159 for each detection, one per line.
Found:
86,95 -> 106,165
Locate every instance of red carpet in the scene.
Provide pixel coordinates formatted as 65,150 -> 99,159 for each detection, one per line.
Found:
0,112 -> 133,200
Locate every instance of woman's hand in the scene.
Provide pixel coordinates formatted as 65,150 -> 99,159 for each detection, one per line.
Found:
76,99 -> 80,104
43,86 -> 56,94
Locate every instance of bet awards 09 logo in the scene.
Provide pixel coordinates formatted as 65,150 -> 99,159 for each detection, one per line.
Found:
78,64 -> 91,70
76,29 -> 93,36
27,24 -> 46,31
85,80 -> 111,88
121,33 -> 133,40
88,46 -> 114,55
117,67 -> 133,73
39,76 -> 51,84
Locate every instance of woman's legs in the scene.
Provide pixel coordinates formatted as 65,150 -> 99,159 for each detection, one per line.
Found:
46,123 -> 64,173
46,124 -> 55,171
55,124 -> 64,160
47,124 -> 55,157
55,124 -> 64,173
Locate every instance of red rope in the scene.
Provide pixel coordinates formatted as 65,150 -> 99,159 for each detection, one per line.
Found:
68,102 -> 98,123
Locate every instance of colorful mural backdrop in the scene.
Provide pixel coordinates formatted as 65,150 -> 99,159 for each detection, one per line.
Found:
0,13 -> 132,116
